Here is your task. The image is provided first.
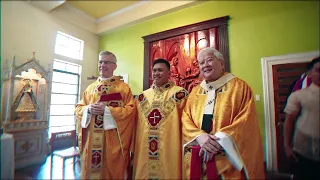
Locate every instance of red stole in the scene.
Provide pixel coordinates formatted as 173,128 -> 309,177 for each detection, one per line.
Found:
190,145 -> 219,180
190,114 -> 218,180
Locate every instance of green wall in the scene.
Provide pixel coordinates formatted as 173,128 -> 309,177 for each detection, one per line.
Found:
99,0 -> 319,154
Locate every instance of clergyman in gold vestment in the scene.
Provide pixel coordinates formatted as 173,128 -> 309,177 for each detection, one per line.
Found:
75,51 -> 136,179
182,47 -> 265,179
133,59 -> 189,179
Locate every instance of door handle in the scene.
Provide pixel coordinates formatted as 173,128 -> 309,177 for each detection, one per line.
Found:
277,122 -> 284,127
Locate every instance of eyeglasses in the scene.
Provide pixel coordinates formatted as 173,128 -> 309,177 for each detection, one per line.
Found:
98,61 -> 115,65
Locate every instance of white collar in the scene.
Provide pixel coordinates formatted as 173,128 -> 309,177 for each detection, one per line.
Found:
100,77 -> 111,81
200,73 -> 235,91
201,73 -> 235,116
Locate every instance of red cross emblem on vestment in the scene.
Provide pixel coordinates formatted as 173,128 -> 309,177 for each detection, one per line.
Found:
91,150 -> 101,166
148,109 -> 162,126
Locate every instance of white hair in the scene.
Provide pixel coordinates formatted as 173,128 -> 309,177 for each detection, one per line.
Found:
99,50 -> 117,64
197,47 -> 224,61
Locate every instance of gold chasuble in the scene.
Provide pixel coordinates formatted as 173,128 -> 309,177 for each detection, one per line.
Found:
133,81 -> 189,179
75,76 -> 136,179
182,73 -> 265,179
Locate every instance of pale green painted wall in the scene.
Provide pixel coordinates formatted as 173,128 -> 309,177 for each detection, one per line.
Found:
99,0 -> 319,154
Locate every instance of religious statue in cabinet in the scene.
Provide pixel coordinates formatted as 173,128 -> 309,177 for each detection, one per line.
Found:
1,52 -> 51,168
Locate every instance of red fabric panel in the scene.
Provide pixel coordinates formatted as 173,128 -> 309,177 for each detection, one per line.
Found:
190,145 -> 219,180
99,92 -> 122,102
190,145 -> 202,180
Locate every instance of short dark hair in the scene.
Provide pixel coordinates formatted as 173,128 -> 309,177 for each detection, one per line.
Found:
308,56 -> 320,70
152,58 -> 170,70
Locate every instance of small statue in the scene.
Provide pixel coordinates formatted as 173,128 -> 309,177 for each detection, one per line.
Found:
11,78 -> 39,121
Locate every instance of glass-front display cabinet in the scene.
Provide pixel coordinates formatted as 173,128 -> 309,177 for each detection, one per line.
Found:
1,52 -> 51,168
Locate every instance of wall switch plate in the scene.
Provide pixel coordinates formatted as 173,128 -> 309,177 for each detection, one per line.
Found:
255,94 -> 261,101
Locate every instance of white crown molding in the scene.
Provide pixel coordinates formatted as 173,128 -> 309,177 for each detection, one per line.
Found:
28,0 -> 66,12
49,2 -> 97,34
96,0 -> 150,23
63,3 -> 97,23
96,0 -> 199,35
50,0 -> 200,35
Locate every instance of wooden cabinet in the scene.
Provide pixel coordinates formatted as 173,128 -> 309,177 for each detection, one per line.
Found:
1,52 -> 51,168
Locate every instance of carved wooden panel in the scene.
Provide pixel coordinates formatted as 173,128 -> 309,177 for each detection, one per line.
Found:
143,16 -> 230,91
4,120 -> 48,132
15,136 -> 40,157
14,59 -> 49,81
13,130 -> 47,168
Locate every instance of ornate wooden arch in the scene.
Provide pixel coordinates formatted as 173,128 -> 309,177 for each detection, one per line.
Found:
142,16 -> 230,92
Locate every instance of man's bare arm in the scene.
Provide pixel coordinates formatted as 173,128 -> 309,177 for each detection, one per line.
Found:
284,112 -> 299,160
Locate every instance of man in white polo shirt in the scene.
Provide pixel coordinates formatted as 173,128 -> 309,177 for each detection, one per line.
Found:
284,57 -> 320,180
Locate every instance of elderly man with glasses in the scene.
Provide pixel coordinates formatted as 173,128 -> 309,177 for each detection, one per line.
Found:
75,50 -> 136,179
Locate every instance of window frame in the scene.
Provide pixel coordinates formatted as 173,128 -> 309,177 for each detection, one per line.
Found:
48,60 -> 81,137
54,31 -> 84,60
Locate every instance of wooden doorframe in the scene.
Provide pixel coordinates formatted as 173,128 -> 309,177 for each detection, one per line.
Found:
261,51 -> 319,172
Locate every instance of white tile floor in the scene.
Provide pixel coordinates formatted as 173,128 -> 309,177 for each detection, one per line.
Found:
15,155 -> 81,179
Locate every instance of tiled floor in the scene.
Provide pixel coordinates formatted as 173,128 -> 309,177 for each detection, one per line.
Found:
14,156 -> 293,180
15,155 -> 81,179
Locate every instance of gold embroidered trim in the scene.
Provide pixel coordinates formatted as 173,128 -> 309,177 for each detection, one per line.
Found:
97,76 -> 120,84
137,86 -> 188,179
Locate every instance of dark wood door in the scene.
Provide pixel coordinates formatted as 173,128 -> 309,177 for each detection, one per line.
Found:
272,62 -> 309,173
